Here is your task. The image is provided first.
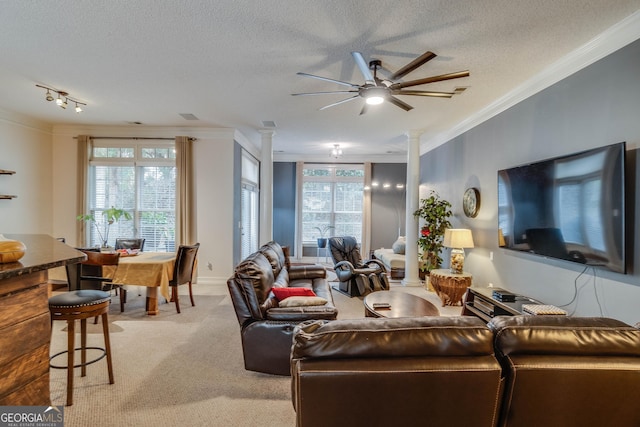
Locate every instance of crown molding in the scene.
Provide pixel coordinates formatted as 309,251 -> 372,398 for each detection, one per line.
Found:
273,152 -> 407,163
0,108 -> 52,134
421,10 -> 640,154
51,124 -> 241,140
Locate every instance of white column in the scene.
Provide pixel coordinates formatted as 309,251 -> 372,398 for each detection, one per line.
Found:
259,130 -> 274,245
402,130 -> 422,286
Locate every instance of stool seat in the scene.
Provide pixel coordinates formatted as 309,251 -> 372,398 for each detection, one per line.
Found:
49,289 -> 110,308
49,289 -> 114,406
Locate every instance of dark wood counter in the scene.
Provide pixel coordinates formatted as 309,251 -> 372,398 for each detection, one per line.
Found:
0,234 -> 86,405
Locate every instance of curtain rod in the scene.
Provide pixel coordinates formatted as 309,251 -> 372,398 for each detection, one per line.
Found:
73,136 -> 196,141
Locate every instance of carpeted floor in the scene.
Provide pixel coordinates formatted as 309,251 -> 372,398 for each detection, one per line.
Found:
49,278 -> 461,426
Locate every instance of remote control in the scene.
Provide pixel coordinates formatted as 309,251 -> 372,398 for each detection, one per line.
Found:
373,302 -> 391,309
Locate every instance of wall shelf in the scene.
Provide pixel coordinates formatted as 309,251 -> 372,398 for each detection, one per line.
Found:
1,169 -> 16,199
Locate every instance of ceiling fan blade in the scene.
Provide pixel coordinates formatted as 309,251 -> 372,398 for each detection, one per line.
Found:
388,51 -> 437,80
318,96 -> 360,111
390,70 -> 470,90
351,52 -> 375,85
387,96 -> 414,111
392,90 -> 455,98
297,72 -> 360,88
292,90 -> 359,96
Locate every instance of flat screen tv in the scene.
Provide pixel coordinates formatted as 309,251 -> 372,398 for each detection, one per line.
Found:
497,142 -> 626,273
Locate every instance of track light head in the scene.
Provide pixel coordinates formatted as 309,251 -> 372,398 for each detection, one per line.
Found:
45,90 -> 54,102
55,95 -> 63,106
75,103 -> 82,113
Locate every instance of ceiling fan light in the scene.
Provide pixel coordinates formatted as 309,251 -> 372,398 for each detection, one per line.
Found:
331,143 -> 343,159
366,96 -> 384,105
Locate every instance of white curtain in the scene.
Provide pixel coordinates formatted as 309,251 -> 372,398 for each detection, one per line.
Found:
175,136 -> 196,246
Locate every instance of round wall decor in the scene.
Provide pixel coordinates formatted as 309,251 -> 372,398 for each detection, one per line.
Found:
463,187 -> 480,218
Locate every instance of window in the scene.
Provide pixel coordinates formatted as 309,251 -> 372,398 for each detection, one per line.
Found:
302,165 -> 364,243
85,140 -> 176,251
240,150 -> 260,259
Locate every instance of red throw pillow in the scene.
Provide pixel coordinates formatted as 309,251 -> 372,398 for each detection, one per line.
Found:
271,287 -> 316,301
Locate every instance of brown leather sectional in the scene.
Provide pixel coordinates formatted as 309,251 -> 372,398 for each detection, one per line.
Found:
291,315 -> 640,427
227,241 -> 338,376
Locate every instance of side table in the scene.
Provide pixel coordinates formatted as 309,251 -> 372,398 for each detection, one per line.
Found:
429,269 -> 472,306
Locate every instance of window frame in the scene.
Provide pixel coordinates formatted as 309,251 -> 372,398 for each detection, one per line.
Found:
300,163 -> 365,245
83,140 -> 177,251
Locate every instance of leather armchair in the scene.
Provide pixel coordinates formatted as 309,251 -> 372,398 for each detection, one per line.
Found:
328,236 -> 389,297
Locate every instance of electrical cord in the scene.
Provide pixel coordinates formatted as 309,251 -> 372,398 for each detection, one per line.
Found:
558,266 -> 603,316
558,265 -> 590,314
593,267 -> 604,316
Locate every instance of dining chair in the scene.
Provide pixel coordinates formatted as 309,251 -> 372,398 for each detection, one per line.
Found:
78,250 -> 125,312
169,243 -> 200,313
115,238 -> 145,252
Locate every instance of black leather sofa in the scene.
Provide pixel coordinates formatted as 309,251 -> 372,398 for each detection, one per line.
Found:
227,241 -> 338,376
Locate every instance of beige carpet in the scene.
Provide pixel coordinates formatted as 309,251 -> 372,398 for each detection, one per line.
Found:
49,280 -> 461,427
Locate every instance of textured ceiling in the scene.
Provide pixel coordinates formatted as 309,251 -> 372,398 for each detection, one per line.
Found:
1,1 -> 639,161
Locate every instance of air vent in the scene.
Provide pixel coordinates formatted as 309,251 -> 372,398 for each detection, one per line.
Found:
179,113 -> 199,121
261,120 -> 277,128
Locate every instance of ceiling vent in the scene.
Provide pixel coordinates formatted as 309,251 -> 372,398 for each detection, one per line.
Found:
179,113 -> 199,120
261,120 -> 277,128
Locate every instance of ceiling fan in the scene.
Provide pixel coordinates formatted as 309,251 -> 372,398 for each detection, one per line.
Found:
292,51 -> 469,114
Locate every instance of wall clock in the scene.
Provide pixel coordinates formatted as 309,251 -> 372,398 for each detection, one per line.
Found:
463,187 -> 480,218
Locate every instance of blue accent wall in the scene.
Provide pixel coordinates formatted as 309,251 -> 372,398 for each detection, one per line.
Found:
273,162 -> 297,255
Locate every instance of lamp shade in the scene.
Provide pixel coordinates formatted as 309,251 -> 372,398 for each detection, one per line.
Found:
443,229 -> 474,249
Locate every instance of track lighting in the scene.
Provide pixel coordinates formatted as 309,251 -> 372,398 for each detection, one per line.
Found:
36,84 -> 86,113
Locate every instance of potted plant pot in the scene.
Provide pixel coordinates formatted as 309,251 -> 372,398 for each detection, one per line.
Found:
317,238 -> 328,248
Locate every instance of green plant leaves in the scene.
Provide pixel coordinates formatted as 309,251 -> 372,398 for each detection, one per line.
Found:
413,191 -> 452,271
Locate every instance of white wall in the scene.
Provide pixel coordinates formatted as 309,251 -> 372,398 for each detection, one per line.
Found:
420,39 -> 640,325
0,110 -> 53,234
47,124 -> 254,284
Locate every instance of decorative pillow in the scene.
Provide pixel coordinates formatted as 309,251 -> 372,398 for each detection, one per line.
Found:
271,287 -> 316,301
392,236 -> 406,254
278,296 -> 327,307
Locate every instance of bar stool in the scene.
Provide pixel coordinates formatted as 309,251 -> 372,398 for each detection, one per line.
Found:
49,289 -> 115,406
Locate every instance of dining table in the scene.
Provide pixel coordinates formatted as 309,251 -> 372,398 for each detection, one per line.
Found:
109,252 -> 176,315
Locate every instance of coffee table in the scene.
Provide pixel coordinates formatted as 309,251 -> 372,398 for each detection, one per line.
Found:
364,291 -> 440,318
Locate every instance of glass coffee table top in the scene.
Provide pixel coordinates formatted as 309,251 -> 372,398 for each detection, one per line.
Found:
364,291 -> 440,318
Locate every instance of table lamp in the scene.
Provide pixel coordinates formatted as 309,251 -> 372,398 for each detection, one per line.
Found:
443,229 -> 474,274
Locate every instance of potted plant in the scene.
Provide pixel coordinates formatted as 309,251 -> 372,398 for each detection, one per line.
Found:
413,191 -> 452,274
77,207 -> 132,250
314,225 -> 335,248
